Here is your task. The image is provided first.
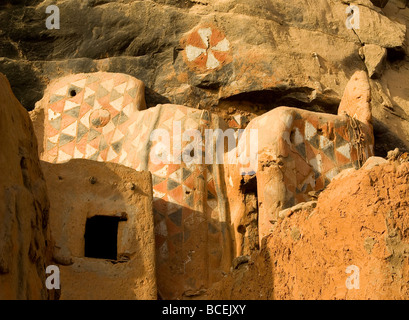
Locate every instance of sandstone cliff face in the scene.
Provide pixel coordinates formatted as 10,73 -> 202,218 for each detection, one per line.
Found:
1,0 -> 409,301
204,157 -> 409,300
1,0 -> 409,156
0,73 -> 53,299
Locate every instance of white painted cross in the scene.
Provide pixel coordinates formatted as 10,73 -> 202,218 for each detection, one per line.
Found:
185,27 -> 230,70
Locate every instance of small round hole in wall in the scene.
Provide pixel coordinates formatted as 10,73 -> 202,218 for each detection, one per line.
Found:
69,89 -> 77,97
237,225 -> 246,234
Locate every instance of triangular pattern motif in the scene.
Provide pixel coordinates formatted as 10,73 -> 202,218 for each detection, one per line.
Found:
44,73 -> 138,166
139,105 -> 227,274
41,74 -> 232,298
283,112 -> 373,207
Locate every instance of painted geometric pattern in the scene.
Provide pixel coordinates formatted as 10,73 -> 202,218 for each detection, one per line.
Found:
182,24 -> 232,72
130,106 -> 228,271
282,111 -> 374,208
39,74 -> 231,295
43,73 -> 144,165
139,107 -> 229,295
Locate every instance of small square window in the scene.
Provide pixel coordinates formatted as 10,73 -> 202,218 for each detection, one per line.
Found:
84,216 -> 120,260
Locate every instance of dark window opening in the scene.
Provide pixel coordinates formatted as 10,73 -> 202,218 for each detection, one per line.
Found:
240,174 -> 258,197
84,216 -> 120,260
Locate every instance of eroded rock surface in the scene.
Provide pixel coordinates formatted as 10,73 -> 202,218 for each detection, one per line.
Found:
0,73 -> 53,300
227,70 -> 374,249
30,67 -> 379,299
204,158 -> 409,300
1,0 -> 409,301
1,0 -> 408,158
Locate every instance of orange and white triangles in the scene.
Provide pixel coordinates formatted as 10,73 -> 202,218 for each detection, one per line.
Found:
168,168 -> 183,184
186,45 -> 206,62
47,134 -> 59,144
63,100 -> 80,112
71,79 -> 87,89
48,109 -> 61,121
102,121 -> 116,135
336,143 -> 351,160
305,121 -> 317,141
308,153 -> 322,173
101,78 -> 114,92
80,109 -> 91,129
61,121 -> 77,136
153,164 -> 168,178
85,144 -> 98,158
74,146 -> 84,158
106,146 -> 118,162
84,87 -> 95,100
111,129 -> 124,143
212,38 -> 230,52
57,149 -> 72,162
114,82 -> 127,95
55,85 -> 68,97
119,149 -> 127,164
110,96 -> 124,111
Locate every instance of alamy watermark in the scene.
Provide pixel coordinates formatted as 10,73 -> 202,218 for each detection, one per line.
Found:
345,265 -> 360,290
45,265 -> 60,290
346,5 -> 360,30
149,121 -> 258,175
46,5 -> 60,30
46,4 -> 360,31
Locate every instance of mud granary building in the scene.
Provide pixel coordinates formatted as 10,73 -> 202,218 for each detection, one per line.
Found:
1,0 -> 409,300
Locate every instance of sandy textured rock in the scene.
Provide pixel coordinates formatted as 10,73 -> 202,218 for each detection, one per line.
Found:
270,160 -> 409,299
338,70 -> 372,124
359,44 -> 387,79
361,155 -> 388,170
248,71 -> 374,241
0,72 -> 54,300
41,159 -> 157,300
367,0 -> 409,157
0,0 -> 401,109
204,160 -> 409,300
2,0 -> 409,301
370,0 -> 390,7
1,0 -> 408,156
